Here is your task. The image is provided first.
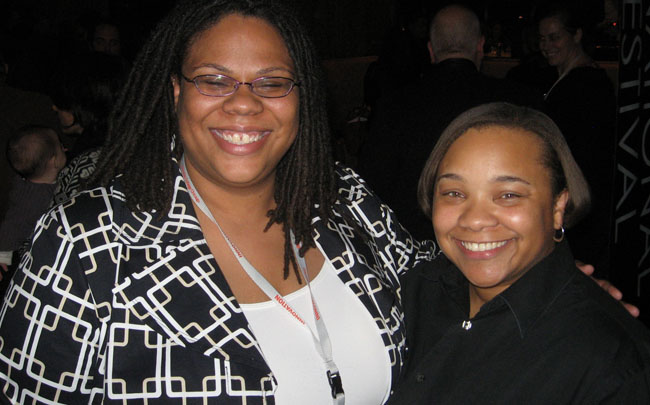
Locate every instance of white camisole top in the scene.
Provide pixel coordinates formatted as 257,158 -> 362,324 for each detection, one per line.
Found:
240,259 -> 391,404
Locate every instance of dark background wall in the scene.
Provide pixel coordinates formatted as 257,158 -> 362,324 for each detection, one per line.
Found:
1,0 -> 614,62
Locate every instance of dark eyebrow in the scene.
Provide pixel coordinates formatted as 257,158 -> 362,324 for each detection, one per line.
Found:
493,175 -> 531,185
190,64 -> 294,77
436,173 -> 531,185
257,66 -> 295,76
191,63 -> 231,73
436,173 -> 463,182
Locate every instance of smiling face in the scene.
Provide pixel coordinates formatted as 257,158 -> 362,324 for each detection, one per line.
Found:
432,126 -> 568,309
538,16 -> 581,73
173,14 -> 299,193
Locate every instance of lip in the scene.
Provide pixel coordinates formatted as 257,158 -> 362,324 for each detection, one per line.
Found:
543,51 -> 560,59
210,128 -> 271,156
454,238 -> 512,259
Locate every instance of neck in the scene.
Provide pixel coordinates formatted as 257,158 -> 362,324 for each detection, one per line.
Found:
557,49 -> 590,76
468,286 -> 493,318
183,158 -> 277,227
29,171 -> 58,184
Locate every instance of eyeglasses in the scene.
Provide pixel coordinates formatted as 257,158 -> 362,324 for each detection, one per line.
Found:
181,74 -> 300,98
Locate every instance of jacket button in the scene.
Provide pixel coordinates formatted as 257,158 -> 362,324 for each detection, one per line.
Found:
416,374 -> 425,382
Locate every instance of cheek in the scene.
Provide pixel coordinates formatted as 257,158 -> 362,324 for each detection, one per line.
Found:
273,96 -> 300,130
556,38 -> 570,51
502,205 -> 551,242
432,202 -> 456,237
499,207 -> 537,237
177,94 -> 216,127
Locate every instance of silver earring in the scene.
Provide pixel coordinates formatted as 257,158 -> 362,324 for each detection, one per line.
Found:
553,226 -> 565,242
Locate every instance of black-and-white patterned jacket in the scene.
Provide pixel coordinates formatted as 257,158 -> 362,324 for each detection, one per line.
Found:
0,162 -> 437,404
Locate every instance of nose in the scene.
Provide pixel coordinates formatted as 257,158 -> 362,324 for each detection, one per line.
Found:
539,39 -> 547,50
222,85 -> 264,115
457,199 -> 498,231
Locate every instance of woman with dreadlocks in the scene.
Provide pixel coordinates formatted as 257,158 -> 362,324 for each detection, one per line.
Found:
0,0 -> 435,403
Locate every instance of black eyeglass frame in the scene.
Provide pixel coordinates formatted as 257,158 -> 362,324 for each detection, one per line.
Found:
180,73 -> 300,98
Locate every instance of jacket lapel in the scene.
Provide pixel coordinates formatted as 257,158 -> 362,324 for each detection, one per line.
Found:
109,171 -> 269,371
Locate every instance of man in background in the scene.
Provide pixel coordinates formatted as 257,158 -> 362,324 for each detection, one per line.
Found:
358,4 -> 542,241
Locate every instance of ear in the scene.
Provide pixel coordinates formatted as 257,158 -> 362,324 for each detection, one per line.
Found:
477,35 -> 486,54
427,41 -> 436,64
553,190 -> 570,230
171,75 -> 181,108
573,28 -> 583,45
475,36 -> 486,68
48,153 -> 60,172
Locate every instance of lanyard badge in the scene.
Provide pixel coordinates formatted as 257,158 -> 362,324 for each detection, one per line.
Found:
328,369 -> 345,401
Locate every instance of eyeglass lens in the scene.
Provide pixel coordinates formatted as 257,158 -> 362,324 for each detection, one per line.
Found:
194,75 -> 296,98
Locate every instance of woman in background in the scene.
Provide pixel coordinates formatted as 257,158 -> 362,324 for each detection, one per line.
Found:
538,2 -> 616,275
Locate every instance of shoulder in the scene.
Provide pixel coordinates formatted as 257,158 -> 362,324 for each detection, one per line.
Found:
41,182 -> 122,246
333,163 -> 405,232
334,163 -> 383,205
48,174 -> 196,245
565,66 -> 613,88
546,271 -> 650,363
577,273 -> 650,339
330,163 -> 438,258
332,164 -> 391,230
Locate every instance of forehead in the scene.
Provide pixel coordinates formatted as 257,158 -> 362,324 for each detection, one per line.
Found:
185,14 -> 293,69
538,17 -> 566,35
95,24 -> 119,39
440,126 -> 546,174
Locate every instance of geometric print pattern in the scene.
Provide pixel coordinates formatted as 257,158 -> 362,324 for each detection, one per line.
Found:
0,161 -> 437,403
52,148 -> 101,206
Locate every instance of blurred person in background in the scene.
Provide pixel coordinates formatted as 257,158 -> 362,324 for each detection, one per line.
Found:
0,49 -> 59,218
49,51 -> 129,160
91,20 -> 122,56
538,2 -> 616,276
0,126 -> 65,283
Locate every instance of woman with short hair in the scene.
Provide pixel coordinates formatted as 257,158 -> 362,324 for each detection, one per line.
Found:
390,102 -> 650,404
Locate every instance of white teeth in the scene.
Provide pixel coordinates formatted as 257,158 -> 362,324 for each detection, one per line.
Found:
461,240 -> 508,252
215,131 -> 264,145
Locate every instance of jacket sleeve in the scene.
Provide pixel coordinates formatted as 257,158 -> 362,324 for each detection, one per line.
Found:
0,207 -> 103,404
334,164 -> 439,279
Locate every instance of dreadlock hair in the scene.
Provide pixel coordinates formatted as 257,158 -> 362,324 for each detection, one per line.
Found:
91,0 -> 337,282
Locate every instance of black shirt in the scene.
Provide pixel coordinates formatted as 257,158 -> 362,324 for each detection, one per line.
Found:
390,241 -> 650,404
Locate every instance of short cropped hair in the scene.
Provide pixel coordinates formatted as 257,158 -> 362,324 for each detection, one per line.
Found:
429,4 -> 482,60
417,102 -> 591,228
7,126 -> 59,180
